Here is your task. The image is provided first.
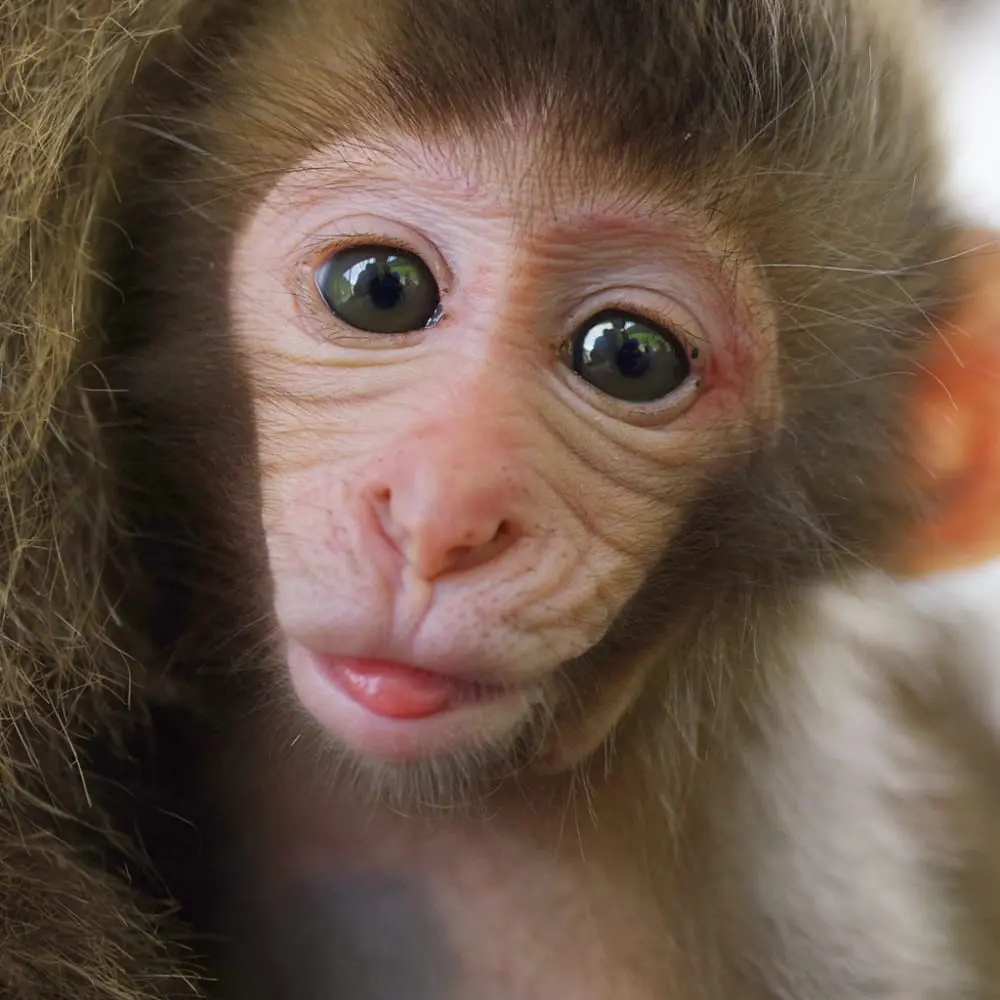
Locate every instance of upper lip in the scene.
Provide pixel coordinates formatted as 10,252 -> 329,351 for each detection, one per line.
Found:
289,636 -> 522,690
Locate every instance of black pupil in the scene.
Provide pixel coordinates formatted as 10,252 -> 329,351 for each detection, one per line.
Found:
617,338 -> 651,378
366,263 -> 403,310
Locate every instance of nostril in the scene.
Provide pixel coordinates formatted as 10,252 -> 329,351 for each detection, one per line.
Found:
370,486 -> 404,553
440,520 -> 515,576
458,519 -> 508,548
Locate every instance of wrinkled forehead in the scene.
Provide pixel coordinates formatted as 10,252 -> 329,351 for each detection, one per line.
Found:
277,121 -> 696,235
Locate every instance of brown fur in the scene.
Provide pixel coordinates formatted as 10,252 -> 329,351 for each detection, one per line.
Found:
0,2 -> 210,996
0,0 -> 974,997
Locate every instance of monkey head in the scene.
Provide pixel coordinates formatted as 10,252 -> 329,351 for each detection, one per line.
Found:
114,0 -> 980,805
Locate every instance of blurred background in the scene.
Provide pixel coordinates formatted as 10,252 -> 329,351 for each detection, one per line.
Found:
937,0 -> 1000,227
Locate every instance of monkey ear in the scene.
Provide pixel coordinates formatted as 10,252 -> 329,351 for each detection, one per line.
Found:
896,229 -> 1000,578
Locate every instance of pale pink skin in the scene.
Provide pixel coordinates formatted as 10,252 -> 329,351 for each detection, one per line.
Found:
231,133 -> 775,764
223,134 -> 778,996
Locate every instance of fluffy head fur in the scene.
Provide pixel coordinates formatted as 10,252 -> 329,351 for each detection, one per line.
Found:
0,3 -> 210,996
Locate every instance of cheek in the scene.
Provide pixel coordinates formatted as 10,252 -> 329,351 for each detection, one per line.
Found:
253,375 -> 685,679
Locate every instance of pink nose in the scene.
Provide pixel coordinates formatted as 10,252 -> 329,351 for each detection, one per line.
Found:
367,432 -> 522,581
374,487 -> 515,579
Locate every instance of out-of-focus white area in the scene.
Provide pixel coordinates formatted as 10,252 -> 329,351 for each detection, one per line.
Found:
936,0 -> 1000,227
902,559 -> 1000,738
912,1 -> 1000,638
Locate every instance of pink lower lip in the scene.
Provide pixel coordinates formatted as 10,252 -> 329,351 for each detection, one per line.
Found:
318,655 -> 499,720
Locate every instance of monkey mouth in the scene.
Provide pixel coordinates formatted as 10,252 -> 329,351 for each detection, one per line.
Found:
285,640 -> 541,760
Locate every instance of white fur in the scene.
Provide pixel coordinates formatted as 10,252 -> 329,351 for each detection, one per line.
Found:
742,568 -> 1000,996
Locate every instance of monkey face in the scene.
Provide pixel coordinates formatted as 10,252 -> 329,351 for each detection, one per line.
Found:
229,131 -> 777,778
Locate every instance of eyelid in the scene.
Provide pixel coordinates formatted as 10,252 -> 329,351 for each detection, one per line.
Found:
557,359 -> 703,427
294,215 -> 453,294
563,290 -> 708,364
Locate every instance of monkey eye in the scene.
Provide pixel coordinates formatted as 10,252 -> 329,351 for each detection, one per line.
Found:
315,244 -> 441,334
566,310 -> 692,403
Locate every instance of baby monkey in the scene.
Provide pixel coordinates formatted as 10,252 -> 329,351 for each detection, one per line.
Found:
3,0 -> 1000,998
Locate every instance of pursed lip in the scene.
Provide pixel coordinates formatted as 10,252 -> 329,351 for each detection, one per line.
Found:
280,630 -> 539,690
283,637 -> 548,759
316,652 -> 510,718
331,655 -> 509,692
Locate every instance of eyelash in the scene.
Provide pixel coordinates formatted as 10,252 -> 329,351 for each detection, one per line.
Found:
566,295 -> 705,365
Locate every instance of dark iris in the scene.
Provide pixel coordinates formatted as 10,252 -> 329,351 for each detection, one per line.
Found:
315,244 -> 441,334
567,310 -> 691,402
